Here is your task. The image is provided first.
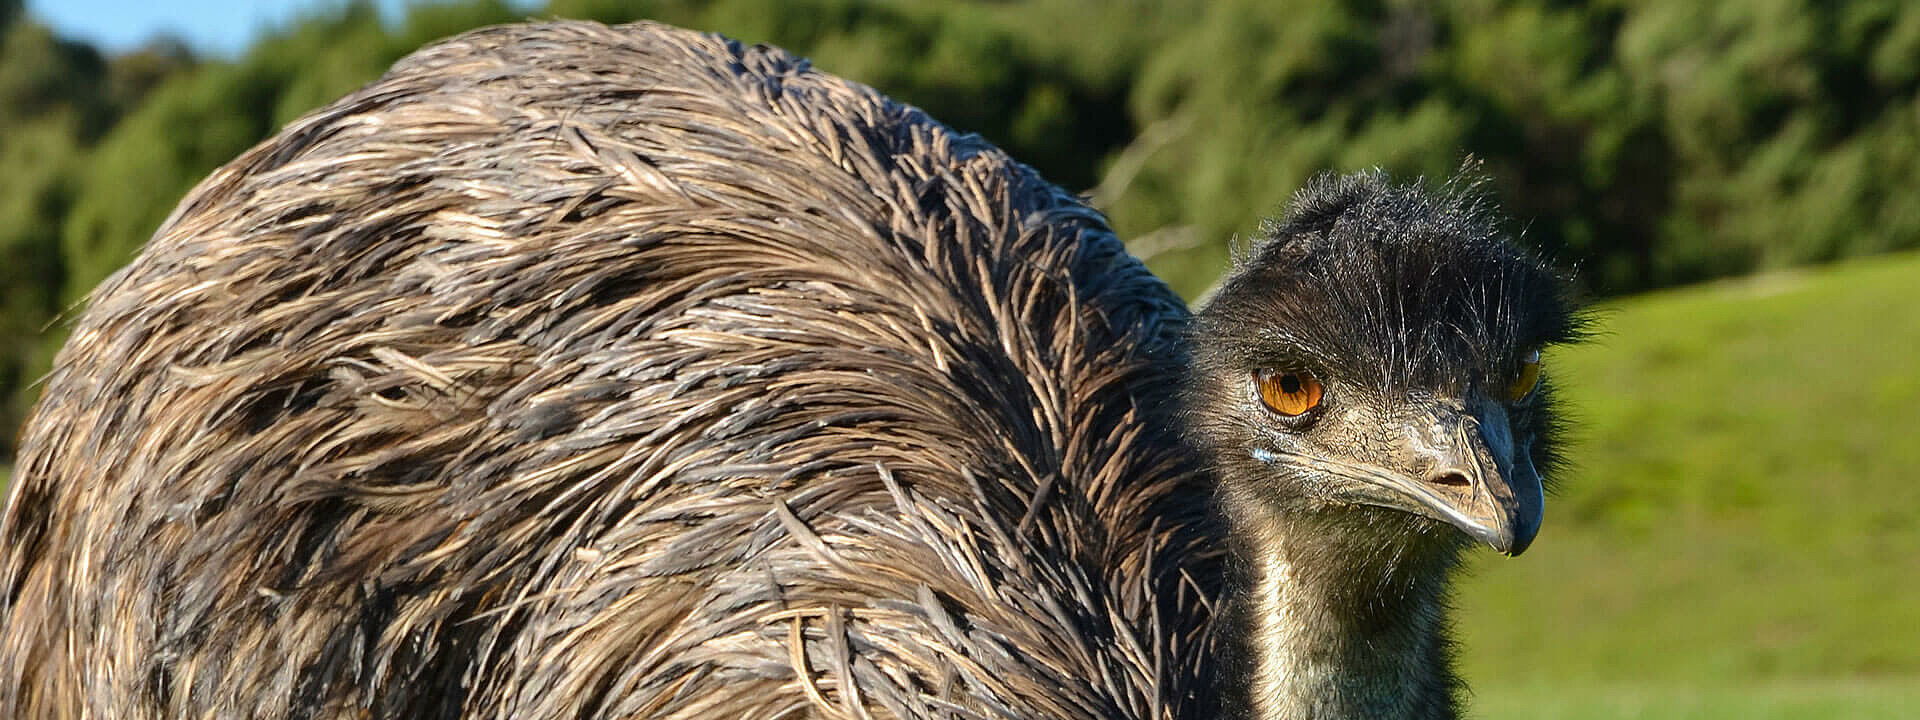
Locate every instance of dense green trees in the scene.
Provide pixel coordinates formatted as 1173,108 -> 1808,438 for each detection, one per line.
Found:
5,0 -> 1920,460
2,0 -> 146,460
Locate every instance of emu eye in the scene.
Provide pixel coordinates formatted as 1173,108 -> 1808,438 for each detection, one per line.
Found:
1255,369 -> 1324,417
1505,348 -> 1542,403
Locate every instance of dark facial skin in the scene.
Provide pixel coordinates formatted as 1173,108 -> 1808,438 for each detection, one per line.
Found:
1231,362 -> 1546,555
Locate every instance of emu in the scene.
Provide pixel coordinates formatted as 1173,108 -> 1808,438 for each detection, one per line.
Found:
0,20 -> 1583,720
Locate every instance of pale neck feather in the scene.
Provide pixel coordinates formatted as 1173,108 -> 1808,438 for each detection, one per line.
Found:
1230,514 -> 1459,720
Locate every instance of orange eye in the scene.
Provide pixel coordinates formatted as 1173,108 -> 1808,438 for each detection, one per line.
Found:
1505,347 -> 1542,402
1256,369 -> 1324,417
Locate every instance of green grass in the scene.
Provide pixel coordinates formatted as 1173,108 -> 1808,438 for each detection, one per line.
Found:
1454,252 -> 1920,715
1468,680 -> 1920,720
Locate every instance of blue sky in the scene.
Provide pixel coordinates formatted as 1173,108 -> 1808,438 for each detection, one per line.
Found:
27,0 -> 536,57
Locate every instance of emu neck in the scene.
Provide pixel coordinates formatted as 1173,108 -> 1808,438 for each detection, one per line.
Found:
1226,512 -> 1459,720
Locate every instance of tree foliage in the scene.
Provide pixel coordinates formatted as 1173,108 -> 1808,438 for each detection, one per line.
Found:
0,11 -> 118,459
5,0 -> 1920,461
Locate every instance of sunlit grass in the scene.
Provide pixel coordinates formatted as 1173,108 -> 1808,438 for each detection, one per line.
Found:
1454,251 -> 1920,711
1470,680 -> 1920,720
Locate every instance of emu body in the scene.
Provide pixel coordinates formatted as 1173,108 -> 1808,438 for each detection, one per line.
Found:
0,21 -> 1217,720
0,19 -> 1583,720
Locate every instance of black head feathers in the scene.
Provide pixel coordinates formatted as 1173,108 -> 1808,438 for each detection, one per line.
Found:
1199,170 -> 1588,399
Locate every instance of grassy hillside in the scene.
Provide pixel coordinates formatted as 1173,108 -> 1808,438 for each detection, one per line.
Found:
1456,251 -> 1920,716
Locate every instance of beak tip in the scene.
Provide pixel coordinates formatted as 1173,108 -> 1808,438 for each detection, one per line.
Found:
1494,522 -> 1539,557
1464,519 -> 1536,557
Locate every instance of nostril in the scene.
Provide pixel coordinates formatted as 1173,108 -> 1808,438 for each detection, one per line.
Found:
1426,469 -> 1472,488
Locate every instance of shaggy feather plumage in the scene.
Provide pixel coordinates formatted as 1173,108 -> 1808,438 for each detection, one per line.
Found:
0,21 -> 1220,720
0,19 -> 1587,720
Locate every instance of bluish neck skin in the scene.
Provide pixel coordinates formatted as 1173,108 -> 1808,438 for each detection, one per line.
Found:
1224,508 -> 1461,720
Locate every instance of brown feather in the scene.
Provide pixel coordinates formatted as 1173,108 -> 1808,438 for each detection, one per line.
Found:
0,21 -> 1221,720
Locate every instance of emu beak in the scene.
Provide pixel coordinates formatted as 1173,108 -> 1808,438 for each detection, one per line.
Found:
1394,397 -> 1543,556
1251,396 -> 1545,555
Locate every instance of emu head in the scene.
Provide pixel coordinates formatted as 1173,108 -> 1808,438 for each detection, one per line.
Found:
1187,171 -> 1586,567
